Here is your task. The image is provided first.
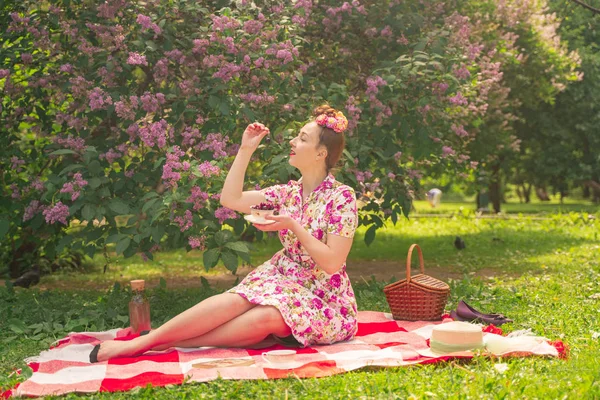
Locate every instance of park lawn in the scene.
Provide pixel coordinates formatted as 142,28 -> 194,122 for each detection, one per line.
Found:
37,203 -> 599,288
411,198 -> 599,215
1,212 -> 599,398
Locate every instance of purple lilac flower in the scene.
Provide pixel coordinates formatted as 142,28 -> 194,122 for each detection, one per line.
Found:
174,210 -> 193,232
442,146 -> 456,157
188,236 -> 206,250
197,161 -> 221,177
239,92 -> 276,106
88,87 -> 113,110
200,133 -> 229,159
10,184 -> 20,199
21,53 -> 33,64
243,20 -> 263,34
23,200 -> 44,222
59,64 -> 73,73
10,156 -> 25,172
60,172 -> 88,201
136,14 -> 161,36
139,119 -> 170,148
448,92 -> 468,106
214,207 -> 238,224
43,201 -> 70,225
127,52 -> 148,66
451,124 -> 469,137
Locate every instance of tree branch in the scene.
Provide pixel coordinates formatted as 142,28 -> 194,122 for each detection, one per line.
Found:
570,0 -> 600,14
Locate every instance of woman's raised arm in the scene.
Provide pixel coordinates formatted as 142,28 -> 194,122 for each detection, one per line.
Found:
220,122 -> 269,214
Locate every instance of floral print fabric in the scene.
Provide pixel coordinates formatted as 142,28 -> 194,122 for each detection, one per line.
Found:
227,173 -> 359,346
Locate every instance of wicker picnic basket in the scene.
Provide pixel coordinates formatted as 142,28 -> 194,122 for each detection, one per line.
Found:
383,244 -> 450,321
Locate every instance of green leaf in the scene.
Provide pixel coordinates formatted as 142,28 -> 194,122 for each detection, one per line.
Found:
85,245 -> 96,259
49,149 -> 76,156
116,237 -> 131,255
82,204 -> 95,222
88,177 -> 102,189
142,198 -> 160,213
151,225 -> 165,244
391,210 -> 398,225
224,241 -> 249,253
153,157 -> 165,170
108,199 -> 130,215
200,276 -> 211,289
59,163 -> 83,176
402,198 -> 412,218
219,100 -> 230,116
56,235 -> 72,252
0,219 -> 9,238
106,233 -> 126,244
203,248 -> 220,270
208,95 -> 220,110
238,251 -> 251,263
364,225 -> 377,247
221,251 -> 238,273
8,318 -> 28,334
88,160 -> 103,176
141,192 -> 159,201
214,230 -> 232,246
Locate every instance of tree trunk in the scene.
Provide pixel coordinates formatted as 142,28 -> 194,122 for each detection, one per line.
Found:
9,240 -> 37,279
583,185 -> 590,199
489,165 -> 501,213
516,186 -> 524,203
584,180 -> 600,204
524,183 -> 532,203
560,191 -> 566,204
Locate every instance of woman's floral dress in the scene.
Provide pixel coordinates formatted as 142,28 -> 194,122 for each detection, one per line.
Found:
227,173 -> 359,347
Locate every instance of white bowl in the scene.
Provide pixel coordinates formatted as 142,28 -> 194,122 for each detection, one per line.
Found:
250,208 -> 274,220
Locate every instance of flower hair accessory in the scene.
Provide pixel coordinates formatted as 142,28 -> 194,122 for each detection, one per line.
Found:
315,111 -> 348,133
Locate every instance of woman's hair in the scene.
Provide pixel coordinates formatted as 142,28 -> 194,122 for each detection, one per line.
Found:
312,104 -> 346,173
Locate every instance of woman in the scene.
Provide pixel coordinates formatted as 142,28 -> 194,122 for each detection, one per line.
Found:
91,105 -> 359,362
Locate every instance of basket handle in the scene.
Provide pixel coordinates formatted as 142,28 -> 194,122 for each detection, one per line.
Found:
406,244 -> 425,284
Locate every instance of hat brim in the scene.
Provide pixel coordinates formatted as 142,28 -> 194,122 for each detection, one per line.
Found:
416,348 -> 478,358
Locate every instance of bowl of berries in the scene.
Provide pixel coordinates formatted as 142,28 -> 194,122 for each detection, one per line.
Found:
247,202 -> 276,224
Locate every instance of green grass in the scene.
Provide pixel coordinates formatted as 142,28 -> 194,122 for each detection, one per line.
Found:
412,199 -> 599,215
1,212 -> 600,398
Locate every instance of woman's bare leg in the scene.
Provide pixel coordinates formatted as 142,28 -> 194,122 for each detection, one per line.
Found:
95,293 -> 255,361
151,305 -> 292,350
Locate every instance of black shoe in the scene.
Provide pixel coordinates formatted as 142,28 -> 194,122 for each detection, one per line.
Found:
89,344 -> 101,363
454,300 -> 513,325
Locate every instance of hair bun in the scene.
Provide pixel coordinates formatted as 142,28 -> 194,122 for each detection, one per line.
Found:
312,104 -> 338,118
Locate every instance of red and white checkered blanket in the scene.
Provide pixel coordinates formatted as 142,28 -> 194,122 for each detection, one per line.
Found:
3,311 -> 563,398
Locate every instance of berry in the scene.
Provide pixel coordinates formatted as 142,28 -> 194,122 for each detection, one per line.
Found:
250,202 -> 275,210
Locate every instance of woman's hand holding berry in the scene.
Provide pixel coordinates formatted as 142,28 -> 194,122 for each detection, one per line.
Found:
241,122 -> 270,152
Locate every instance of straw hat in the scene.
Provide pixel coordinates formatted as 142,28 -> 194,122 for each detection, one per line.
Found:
417,321 -> 484,357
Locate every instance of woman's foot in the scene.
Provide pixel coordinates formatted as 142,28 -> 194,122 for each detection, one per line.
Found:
89,340 -> 141,363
